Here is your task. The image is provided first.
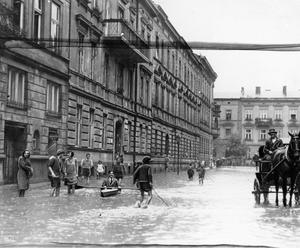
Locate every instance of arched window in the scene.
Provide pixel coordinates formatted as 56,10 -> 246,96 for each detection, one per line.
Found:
32,130 -> 40,153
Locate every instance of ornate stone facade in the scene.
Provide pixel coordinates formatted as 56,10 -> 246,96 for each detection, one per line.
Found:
0,0 -> 217,184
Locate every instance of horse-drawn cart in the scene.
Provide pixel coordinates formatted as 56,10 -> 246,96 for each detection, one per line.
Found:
253,157 -> 300,206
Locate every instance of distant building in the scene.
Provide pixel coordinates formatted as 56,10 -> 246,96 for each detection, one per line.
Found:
213,98 -> 242,159
215,86 -> 300,159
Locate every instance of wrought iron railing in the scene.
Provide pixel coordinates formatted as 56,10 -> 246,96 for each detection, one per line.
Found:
103,19 -> 149,59
255,118 -> 272,127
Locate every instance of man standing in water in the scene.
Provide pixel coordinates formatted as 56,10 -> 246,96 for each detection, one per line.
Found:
133,156 -> 153,208
48,149 -> 64,197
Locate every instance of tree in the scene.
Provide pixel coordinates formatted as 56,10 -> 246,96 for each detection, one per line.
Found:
225,134 -> 248,158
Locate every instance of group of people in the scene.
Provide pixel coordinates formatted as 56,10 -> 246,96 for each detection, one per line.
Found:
16,149 -> 128,197
187,161 -> 206,184
100,156 -> 154,209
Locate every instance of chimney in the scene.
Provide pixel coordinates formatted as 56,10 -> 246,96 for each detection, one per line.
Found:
255,86 -> 261,96
283,85 -> 287,97
241,87 -> 245,97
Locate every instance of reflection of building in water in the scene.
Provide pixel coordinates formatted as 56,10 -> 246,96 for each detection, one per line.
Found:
215,86 -> 300,159
0,0 -> 217,185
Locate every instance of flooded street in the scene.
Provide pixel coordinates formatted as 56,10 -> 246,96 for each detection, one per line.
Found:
1,167 -> 300,247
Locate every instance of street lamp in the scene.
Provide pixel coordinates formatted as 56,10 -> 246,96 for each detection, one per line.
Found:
175,134 -> 181,175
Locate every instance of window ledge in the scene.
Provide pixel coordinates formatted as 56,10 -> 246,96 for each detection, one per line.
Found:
7,101 -> 27,110
45,111 -> 62,118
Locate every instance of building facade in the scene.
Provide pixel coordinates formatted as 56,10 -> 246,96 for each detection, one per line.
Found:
0,0 -> 70,184
0,0 -> 217,185
215,96 -> 300,159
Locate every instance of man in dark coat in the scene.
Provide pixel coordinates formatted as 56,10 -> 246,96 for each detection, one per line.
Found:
263,128 -> 284,160
133,156 -> 153,208
17,150 -> 33,197
48,149 -> 64,197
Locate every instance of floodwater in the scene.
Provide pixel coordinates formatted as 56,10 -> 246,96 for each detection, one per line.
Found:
1,167 -> 300,247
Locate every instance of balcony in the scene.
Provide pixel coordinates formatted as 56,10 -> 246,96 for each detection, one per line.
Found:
288,118 -> 300,127
212,103 -> 221,118
243,117 -> 255,127
273,118 -> 284,127
102,19 -> 150,65
255,118 -> 272,128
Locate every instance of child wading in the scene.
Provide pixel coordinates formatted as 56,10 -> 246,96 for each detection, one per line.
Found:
81,153 -> 93,185
63,151 -> 78,194
133,156 -> 153,209
48,149 -> 64,197
187,163 -> 195,181
96,160 -> 105,179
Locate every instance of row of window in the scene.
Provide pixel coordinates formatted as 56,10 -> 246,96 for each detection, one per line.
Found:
154,83 -> 176,113
154,38 -> 211,100
224,128 -> 299,140
151,132 -> 210,156
7,66 -> 60,113
8,63 -> 211,127
118,0 -> 212,100
119,0 -> 208,99
178,99 -> 210,125
225,109 -> 299,121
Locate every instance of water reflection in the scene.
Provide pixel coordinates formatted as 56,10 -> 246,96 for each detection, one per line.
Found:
1,167 -> 300,247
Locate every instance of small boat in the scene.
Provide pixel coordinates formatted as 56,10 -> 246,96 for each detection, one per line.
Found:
75,184 -> 85,190
100,187 -> 121,197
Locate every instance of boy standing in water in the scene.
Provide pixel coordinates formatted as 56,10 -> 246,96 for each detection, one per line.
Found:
133,156 -> 153,208
81,153 -> 93,185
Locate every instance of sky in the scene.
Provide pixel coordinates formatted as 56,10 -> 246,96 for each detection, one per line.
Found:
155,0 -> 300,98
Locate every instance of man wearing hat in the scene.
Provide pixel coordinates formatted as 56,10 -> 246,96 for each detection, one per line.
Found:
263,129 -> 284,160
48,149 -> 64,197
133,156 -> 153,208
101,171 -> 119,189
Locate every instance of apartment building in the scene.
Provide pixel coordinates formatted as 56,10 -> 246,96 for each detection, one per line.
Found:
215,87 -> 300,159
0,0 -> 217,185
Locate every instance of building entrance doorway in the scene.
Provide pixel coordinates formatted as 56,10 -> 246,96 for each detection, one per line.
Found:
4,122 -> 27,184
114,119 -> 123,159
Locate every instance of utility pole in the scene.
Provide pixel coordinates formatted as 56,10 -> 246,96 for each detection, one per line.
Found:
176,134 -> 181,175
133,0 -> 140,168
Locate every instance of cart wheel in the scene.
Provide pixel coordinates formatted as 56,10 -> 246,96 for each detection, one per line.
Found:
254,179 -> 261,205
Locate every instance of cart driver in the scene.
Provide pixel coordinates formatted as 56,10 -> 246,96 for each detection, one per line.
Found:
263,128 -> 284,160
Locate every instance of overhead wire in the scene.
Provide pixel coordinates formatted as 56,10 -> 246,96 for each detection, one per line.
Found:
2,37 -> 300,51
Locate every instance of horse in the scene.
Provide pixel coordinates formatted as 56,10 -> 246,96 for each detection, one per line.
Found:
272,132 -> 300,207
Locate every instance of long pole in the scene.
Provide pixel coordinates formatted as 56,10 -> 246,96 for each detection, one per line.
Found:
177,141 -> 179,175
